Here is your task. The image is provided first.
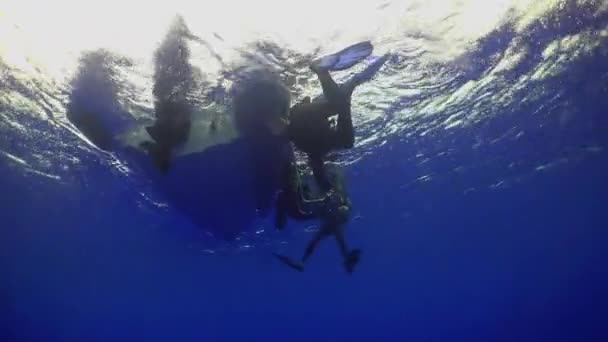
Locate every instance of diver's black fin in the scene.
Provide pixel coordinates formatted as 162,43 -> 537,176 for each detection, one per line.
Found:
344,249 -> 362,274
273,253 -> 304,272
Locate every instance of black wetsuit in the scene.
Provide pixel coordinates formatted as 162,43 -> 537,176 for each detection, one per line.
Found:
287,69 -> 356,191
287,53 -> 390,190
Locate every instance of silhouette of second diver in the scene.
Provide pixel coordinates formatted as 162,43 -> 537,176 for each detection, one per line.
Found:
140,33 -> 387,273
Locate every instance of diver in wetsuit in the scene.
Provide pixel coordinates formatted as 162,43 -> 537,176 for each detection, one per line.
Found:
287,54 -> 388,190
274,164 -> 361,273
287,64 -> 354,190
272,52 -> 388,271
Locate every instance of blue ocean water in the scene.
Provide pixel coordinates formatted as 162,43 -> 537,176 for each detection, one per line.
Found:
1,1 -> 607,341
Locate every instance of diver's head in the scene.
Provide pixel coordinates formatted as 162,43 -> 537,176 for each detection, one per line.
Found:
232,70 -> 291,138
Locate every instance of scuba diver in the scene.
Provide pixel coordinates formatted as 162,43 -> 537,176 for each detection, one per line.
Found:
272,42 -> 388,272
274,160 -> 361,273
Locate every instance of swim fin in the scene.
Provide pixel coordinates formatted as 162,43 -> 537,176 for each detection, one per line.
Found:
273,253 -> 304,272
312,41 -> 374,71
344,249 -> 361,274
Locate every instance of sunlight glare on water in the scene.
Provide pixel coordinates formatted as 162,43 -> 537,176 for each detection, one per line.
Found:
2,0 -> 603,181
1,0 -> 561,78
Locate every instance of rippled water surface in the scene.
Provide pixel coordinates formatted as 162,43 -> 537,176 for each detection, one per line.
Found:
1,0 -> 607,340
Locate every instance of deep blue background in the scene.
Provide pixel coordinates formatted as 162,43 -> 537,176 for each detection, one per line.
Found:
1,3 -> 608,339
1,115 -> 606,341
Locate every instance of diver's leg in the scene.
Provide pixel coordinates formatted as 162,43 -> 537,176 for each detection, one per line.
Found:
333,225 -> 361,273
302,228 -> 329,263
313,68 -> 344,104
273,253 -> 304,272
312,69 -> 355,149
332,225 -> 350,260
339,53 -> 390,97
329,54 -> 391,150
